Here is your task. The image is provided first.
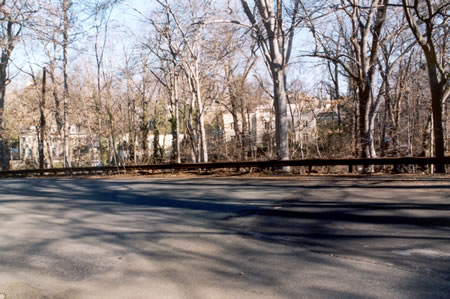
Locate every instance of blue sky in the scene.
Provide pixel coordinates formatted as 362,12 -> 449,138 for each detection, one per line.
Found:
10,0 -> 327,96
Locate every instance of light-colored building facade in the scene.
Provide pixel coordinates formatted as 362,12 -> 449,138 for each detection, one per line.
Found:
221,101 -> 332,147
17,124 -> 182,166
18,125 -> 93,166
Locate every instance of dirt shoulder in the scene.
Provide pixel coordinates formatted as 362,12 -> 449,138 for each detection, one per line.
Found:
77,170 -> 450,182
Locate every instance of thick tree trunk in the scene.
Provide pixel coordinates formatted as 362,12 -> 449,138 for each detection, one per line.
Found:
358,85 -> 370,158
0,54 -> 9,170
0,22 -> 14,170
48,65 -> 65,163
425,54 -> 445,173
240,0 -> 291,164
402,0 -> 446,173
272,67 -> 289,161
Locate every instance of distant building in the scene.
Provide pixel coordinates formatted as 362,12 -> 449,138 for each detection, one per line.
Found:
221,100 -> 333,147
120,133 -> 184,162
18,124 -> 184,167
18,125 -> 92,166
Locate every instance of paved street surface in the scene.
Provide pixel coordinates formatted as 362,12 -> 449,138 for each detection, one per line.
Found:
0,176 -> 449,298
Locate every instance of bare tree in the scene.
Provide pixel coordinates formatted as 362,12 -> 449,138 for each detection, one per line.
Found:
61,0 -> 72,167
307,0 -> 390,162
144,27 -> 183,163
0,0 -> 36,169
149,0 -> 222,163
218,24 -> 257,161
402,0 -> 449,173
239,0 -> 304,162
377,19 -> 415,157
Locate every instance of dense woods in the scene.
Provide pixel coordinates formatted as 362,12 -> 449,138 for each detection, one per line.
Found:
0,0 -> 448,173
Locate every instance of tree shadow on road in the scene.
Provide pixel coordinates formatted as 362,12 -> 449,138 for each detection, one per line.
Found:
0,178 -> 449,297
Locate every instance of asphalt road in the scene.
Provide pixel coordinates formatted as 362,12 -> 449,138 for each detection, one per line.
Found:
0,176 -> 449,298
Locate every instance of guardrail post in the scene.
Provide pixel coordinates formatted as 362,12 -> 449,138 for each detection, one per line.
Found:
348,164 -> 353,173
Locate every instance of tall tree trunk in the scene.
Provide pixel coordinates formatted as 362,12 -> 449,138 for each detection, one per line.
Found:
240,93 -> 248,161
0,51 -> 9,170
140,81 -> 149,163
48,62 -> 64,160
0,21 -> 15,170
271,67 -> 289,161
358,85 -> 371,158
402,0 -> 447,173
194,77 -> 208,163
62,0 -> 71,167
39,68 -> 47,169
445,102 -> 449,153
229,86 -> 243,159
380,99 -> 388,157
240,0 -> 295,164
174,76 -> 181,163
186,97 -> 198,163
425,53 -> 445,172
353,87 -> 359,157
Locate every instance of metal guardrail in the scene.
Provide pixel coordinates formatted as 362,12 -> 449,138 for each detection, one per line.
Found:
0,157 -> 448,178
